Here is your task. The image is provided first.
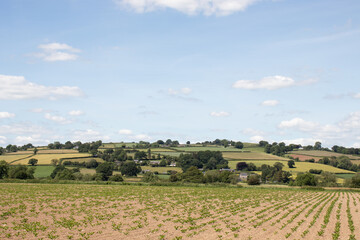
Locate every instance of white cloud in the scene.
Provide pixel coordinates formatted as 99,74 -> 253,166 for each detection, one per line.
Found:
0,112 -> 15,119
250,135 -> 263,142
71,129 -> 109,142
261,100 -> 279,106
30,108 -> 44,113
131,134 -> 151,141
68,110 -> 84,116
210,111 -> 230,117
0,74 -> 83,100
166,87 -> 199,102
35,42 -> 80,62
115,0 -> 260,16
232,75 -> 316,90
281,138 -> 321,146
14,135 -> 49,145
119,129 -> 133,135
0,123 -> 50,135
354,93 -> 360,99
181,87 -> 192,95
339,112 -> 360,129
278,117 -> 319,132
0,136 -> 6,144
45,113 -> 72,124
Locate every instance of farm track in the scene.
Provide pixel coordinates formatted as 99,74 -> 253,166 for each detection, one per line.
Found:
1,184 -> 360,240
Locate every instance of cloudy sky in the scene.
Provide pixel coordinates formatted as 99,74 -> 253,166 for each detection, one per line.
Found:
1,0 -> 360,147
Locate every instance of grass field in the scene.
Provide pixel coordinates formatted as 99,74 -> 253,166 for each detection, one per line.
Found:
290,150 -> 360,160
1,183 -> 359,240
37,149 -> 79,154
13,153 -> 92,165
33,166 -> 55,178
173,146 -> 244,152
155,152 -> 184,157
289,154 -> 322,162
228,160 -> 355,174
223,152 -> 287,160
141,166 -> 182,173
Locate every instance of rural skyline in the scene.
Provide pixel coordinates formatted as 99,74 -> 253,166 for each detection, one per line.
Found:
1,0 -> 360,147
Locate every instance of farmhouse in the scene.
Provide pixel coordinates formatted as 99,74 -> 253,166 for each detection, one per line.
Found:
239,172 -> 249,181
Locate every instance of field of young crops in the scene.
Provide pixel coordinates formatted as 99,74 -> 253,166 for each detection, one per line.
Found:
0,183 -> 359,240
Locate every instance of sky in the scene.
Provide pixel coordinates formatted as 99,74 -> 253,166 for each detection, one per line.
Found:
0,0 -> 360,148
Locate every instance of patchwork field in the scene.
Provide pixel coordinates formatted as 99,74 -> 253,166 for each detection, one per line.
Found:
228,160 -> 355,174
1,183 -> 360,240
173,146 -> 244,152
289,154 -> 322,162
223,152 -> 287,161
290,150 -> 360,160
141,166 -> 182,173
0,154 -> 33,164
13,153 -> 92,165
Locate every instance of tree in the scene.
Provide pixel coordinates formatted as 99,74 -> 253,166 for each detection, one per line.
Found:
314,141 -> 322,150
181,166 -> 204,183
287,160 -> 295,168
259,141 -> 269,147
186,141 -> 190,145
234,141 -> 244,149
247,174 -> 261,185
96,162 -> 114,180
236,162 -> 248,171
55,168 -> 75,180
8,165 -> 34,179
28,158 -> 38,166
294,172 -> 317,186
147,149 -> 151,159
142,172 -> 159,182
134,151 -> 147,160
0,160 -> 9,179
86,159 -> 99,168
120,161 -> 141,176
33,148 -> 38,155
159,159 -> 167,167
51,159 -> 59,166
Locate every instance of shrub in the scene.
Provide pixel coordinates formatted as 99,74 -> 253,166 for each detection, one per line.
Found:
294,172 -> 317,186
0,160 -> 9,179
142,172 -> 159,182
8,165 -> 35,179
247,174 -> 261,185
109,174 -> 124,182
309,169 -> 322,174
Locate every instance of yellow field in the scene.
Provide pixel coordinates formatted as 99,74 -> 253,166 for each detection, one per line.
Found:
37,149 -> 79,154
6,151 -> 33,155
228,160 -> 354,174
14,153 -> 92,165
62,157 -> 104,163
0,154 -> 33,163
150,148 -> 175,152
223,152 -> 287,160
141,166 -> 182,173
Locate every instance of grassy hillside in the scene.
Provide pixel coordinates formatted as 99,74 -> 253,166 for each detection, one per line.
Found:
289,150 -> 360,160
228,160 -> 354,174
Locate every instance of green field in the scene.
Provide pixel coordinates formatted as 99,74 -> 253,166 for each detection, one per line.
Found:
141,166 -> 182,173
290,150 -> 360,160
173,146 -> 244,152
223,152 -> 287,160
228,160 -> 355,174
33,165 -> 56,178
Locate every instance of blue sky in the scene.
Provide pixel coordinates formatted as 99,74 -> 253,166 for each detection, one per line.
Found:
0,0 -> 360,147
